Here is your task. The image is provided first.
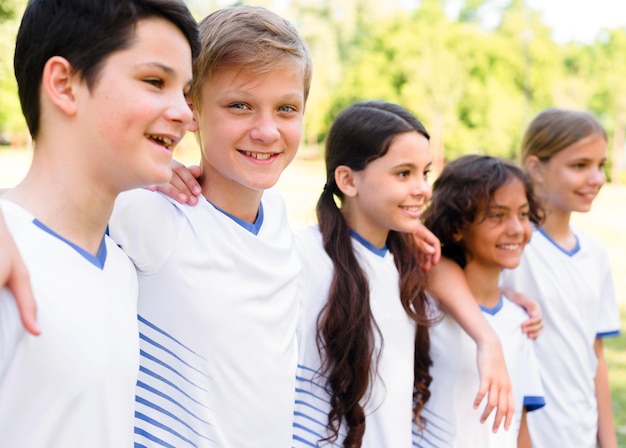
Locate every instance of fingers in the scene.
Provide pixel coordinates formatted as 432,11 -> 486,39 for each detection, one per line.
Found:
521,313 -> 543,340
412,224 -> 442,272
474,379 -> 513,433
156,162 -> 202,205
7,262 -> 40,336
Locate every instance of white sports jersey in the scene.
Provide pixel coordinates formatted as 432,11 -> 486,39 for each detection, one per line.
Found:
415,295 -> 545,448
292,226 -> 417,447
0,200 -> 139,448
110,188 -> 300,448
500,227 -> 621,448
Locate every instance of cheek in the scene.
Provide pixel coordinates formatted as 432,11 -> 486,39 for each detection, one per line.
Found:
522,223 -> 532,244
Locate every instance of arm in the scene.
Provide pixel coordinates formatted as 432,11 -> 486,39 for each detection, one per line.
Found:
427,257 -> 514,432
501,289 -> 543,339
594,337 -> 617,448
0,209 -> 39,335
517,408 -> 531,448
154,160 -> 202,205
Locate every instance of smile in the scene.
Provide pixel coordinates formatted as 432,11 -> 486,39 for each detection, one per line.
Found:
146,134 -> 174,150
240,150 -> 275,161
496,243 -> 522,250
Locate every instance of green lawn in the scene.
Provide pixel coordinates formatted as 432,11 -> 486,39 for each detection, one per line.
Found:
606,304 -> 626,445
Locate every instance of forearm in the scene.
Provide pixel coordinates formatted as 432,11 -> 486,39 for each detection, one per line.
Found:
594,338 -> 617,448
427,257 -> 498,346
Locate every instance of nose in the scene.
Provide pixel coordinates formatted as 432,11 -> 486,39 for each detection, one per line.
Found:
412,176 -> 432,201
250,113 -> 280,144
588,165 -> 606,187
506,215 -> 525,235
165,91 -> 194,128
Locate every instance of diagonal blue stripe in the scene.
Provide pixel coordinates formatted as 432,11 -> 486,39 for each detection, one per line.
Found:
139,333 -> 208,379
135,396 -> 213,442
138,315 -> 207,360
140,349 -> 208,392
136,380 -> 210,424
135,411 -> 197,447
138,367 -> 210,410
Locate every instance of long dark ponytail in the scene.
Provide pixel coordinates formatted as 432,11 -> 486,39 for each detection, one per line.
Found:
316,101 -> 432,447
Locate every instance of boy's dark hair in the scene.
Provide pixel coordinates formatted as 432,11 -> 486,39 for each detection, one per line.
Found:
422,155 -> 544,268
317,100 -> 432,446
14,0 -> 199,138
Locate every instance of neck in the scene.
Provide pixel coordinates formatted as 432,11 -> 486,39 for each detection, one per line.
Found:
3,147 -> 115,255
541,207 -> 576,250
463,262 -> 502,309
199,167 -> 263,224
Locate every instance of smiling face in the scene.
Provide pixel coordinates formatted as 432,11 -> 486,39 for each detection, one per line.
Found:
341,131 -> 432,248
79,17 -> 193,192
193,63 -> 305,216
531,133 -> 607,215
460,177 -> 532,272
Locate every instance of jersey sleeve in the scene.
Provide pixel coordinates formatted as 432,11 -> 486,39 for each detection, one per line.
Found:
0,289 -> 22,371
109,189 -> 184,274
596,252 -> 621,339
520,336 -> 546,412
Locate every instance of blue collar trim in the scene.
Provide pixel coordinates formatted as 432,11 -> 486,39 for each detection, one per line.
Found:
208,200 -> 264,235
33,219 -> 107,269
538,227 -> 580,256
349,229 -> 387,257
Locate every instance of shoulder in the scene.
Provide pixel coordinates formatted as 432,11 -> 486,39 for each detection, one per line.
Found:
0,199 -> 34,237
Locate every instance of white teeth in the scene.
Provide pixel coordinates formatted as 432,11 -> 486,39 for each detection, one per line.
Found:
402,206 -> 422,212
148,135 -> 173,148
498,244 -> 519,250
242,150 -> 272,160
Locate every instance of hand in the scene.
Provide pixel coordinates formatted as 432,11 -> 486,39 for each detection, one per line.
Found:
502,289 -> 543,339
0,213 -> 39,335
474,337 -> 514,432
149,160 -> 202,205
412,224 -> 441,272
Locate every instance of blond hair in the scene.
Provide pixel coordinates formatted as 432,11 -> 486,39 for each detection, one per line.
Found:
520,108 -> 606,162
191,5 -> 312,108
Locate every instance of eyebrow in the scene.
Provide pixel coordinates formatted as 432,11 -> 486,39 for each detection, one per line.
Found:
488,203 -> 529,210
136,62 -> 193,88
393,160 -> 432,170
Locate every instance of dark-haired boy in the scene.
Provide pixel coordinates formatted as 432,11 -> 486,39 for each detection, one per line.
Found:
0,1 -> 198,446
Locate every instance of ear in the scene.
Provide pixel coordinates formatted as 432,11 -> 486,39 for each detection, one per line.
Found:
524,155 -> 544,184
334,165 -> 358,197
187,98 -> 199,132
41,56 -> 79,117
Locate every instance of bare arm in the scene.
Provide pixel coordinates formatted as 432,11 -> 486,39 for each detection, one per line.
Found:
427,257 -> 514,432
517,408 -> 531,448
0,208 -> 39,335
594,337 -> 617,448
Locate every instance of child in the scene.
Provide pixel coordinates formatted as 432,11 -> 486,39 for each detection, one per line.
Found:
292,101 -> 434,447
418,155 -> 546,447
500,108 -> 621,448
4,6 -> 518,446
108,6 -> 313,447
0,0 -> 198,447
291,102 -> 524,447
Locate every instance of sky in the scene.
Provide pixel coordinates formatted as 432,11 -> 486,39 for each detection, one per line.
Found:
437,0 -> 626,43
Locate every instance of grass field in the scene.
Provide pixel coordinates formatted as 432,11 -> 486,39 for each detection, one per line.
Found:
1,145 -> 625,443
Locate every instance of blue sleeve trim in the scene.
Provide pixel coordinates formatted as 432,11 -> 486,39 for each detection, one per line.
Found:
524,396 -> 546,412
597,330 -> 621,339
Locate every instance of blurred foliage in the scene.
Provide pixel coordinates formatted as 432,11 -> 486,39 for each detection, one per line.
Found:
1,0 -> 625,180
